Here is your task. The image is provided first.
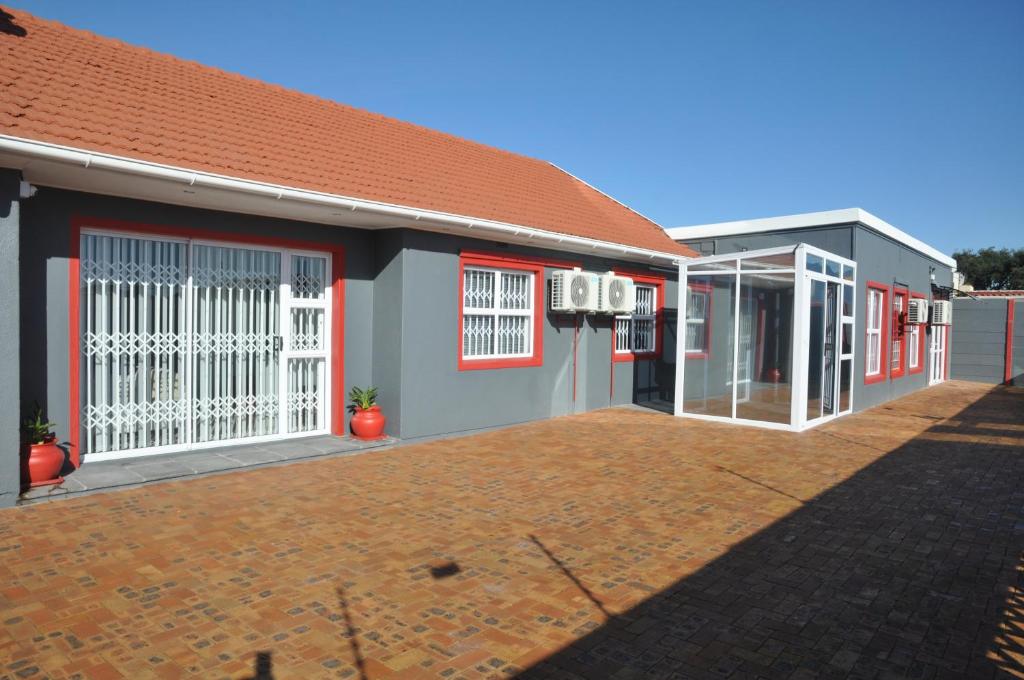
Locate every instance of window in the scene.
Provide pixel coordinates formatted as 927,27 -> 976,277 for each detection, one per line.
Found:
462,266 -> 533,359
891,290 -> 907,378
615,284 -> 656,354
865,283 -> 888,384
458,252 -> 551,370
909,293 -> 925,373
613,273 -> 664,361
685,284 -> 710,356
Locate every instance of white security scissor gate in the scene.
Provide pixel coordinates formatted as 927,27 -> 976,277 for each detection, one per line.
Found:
79,230 -> 332,461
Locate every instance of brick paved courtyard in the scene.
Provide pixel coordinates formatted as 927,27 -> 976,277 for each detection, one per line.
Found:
2,381 -> 1023,679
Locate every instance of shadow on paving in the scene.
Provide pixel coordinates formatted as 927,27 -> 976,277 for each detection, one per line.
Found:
517,386 -> 1024,679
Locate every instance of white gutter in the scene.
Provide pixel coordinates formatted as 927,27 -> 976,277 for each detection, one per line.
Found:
665,207 -> 956,269
0,134 -> 684,265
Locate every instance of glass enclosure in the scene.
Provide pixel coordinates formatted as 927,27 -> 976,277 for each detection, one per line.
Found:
675,244 -> 857,431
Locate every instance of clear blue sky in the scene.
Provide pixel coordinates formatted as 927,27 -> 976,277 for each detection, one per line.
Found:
13,1 -> 1024,254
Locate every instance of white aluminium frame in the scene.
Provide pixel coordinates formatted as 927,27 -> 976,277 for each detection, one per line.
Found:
80,228 -> 334,462
673,243 -> 857,432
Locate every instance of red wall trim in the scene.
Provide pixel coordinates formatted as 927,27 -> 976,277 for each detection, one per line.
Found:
612,270 -> 666,363
890,287 -> 908,379
68,224 -> 81,467
457,251 -> 557,371
1006,299 -> 1016,385
68,216 -> 347,466
459,249 -> 580,271
864,281 -> 889,385
908,292 -> 926,375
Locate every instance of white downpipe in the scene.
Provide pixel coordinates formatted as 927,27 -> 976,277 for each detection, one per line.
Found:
0,134 -> 684,265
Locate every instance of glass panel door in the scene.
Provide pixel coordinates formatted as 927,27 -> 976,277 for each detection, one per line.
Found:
822,282 -> 839,416
282,254 -> 331,434
191,244 -> 281,444
80,233 -> 189,455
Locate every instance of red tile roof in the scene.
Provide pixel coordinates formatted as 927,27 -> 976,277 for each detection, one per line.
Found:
0,7 -> 693,257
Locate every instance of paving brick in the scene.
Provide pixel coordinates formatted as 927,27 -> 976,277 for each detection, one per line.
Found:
0,382 -> 1022,678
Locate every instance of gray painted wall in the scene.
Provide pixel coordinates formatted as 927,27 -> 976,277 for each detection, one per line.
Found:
386,229 -> 677,440
851,227 -> 949,411
0,169 -> 21,506
678,221 -> 955,413
951,298 -> 1014,385
684,225 -> 855,260
16,188 -> 678,471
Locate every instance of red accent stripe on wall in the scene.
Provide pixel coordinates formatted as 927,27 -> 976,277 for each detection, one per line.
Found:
1007,299 -> 1016,385
68,216 -> 347,465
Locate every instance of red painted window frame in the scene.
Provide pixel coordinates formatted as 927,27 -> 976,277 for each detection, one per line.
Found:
611,270 -> 666,363
890,287 -> 908,379
864,281 -> 889,385
457,250 -> 577,371
908,291 -> 927,375
681,280 -> 713,360
68,216 -> 346,468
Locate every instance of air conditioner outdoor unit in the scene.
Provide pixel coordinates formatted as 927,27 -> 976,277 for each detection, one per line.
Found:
907,298 -> 929,325
550,268 -> 600,313
931,299 -> 952,325
598,273 -> 636,314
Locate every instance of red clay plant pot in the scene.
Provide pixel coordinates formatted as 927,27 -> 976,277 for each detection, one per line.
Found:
764,367 -> 784,384
350,405 -> 386,440
26,434 -> 64,487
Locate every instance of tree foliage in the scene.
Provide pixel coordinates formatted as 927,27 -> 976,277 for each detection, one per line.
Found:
953,247 -> 1024,290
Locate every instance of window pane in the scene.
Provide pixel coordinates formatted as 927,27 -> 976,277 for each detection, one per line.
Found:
740,252 -> 796,270
842,264 -> 855,281
292,255 -> 326,299
290,308 -> 324,351
464,269 -> 495,309
688,260 -> 737,273
842,284 -> 854,317
635,285 -> 655,315
499,272 -> 530,310
841,322 -> 853,355
839,360 -> 852,412
736,272 -> 795,425
683,275 -> 734,418
634,319 -> 654,353
462,314 -> 494,357
687,290 -> 707,320
826,259 -> 841,278
615,318 -> 631,352
806,253 -> 824,273
497,315 -> 529,355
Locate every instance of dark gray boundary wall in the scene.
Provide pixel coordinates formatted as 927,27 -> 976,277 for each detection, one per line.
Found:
0,169 -> 21,507
383,229 -> 677,441
678,222 -> 954,413
19,187 -> 377,458
951,298 -> 1017,385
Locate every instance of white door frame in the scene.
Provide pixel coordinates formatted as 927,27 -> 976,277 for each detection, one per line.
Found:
929,324 -> 948,385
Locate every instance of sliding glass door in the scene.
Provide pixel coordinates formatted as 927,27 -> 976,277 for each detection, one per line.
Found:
79,231 -> 332,461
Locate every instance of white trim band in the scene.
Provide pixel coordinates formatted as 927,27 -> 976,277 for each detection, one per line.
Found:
0,134 -> 685,265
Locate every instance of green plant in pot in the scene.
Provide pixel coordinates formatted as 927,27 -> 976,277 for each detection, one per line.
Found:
22,403 -> 64,487
348,386 -> 386,440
